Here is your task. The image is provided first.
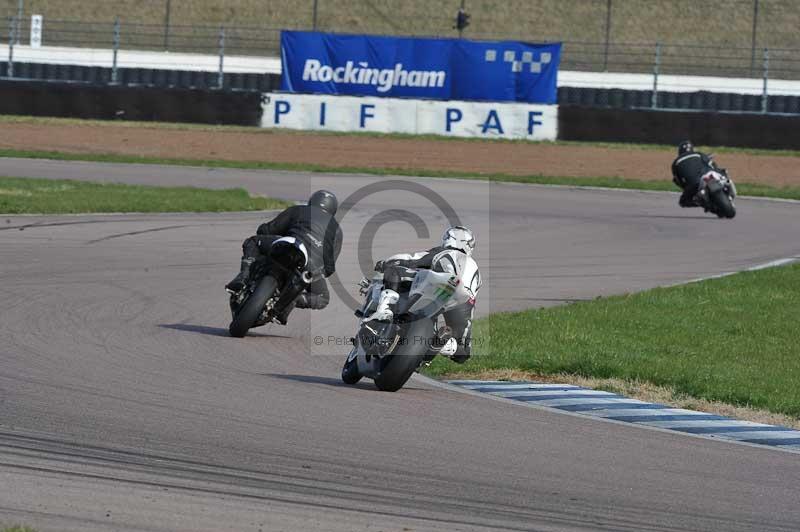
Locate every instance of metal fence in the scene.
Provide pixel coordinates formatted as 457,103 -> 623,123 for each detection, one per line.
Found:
3,6 -> 800,111
6,15 -> 800,77
4,1 -> 800,63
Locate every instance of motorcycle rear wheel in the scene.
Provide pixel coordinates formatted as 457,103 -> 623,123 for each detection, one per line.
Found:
712,191 -> 736,219
228,276 -> 278,338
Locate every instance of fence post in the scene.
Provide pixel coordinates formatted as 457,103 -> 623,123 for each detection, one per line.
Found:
218,26 -> 225,89
312,0 -> 319,30
750,0 -> 759,72
651,42 -> 661,109
111,17 -> 120,84
16,0 -> 23,44
762,47 -> 769,114
7,16 -> 15,78
163,0 -> 171,50
603,0 -> 612,71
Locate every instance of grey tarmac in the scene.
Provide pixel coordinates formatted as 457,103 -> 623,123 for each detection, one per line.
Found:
1,158 -> 799,532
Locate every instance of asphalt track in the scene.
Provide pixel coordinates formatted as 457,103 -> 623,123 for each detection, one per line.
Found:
1,158 -> 800,532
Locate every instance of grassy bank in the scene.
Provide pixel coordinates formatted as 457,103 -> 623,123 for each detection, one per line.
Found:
3,148 -> 800,202
425,263 -> 800,419
0,177 -> 290,214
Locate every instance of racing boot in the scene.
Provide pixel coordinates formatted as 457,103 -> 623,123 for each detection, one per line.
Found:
225,257 -> 255,293
694,188 -> 711,212
363,289 -> 399,322
679,188 -> 698,208
424,326 -> 454,362
429,326 -> 453,352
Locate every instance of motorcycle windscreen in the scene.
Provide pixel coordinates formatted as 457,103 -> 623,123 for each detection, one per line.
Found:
407,270 -> 459,318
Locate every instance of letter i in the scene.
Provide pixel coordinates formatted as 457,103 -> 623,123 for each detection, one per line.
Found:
319,102 -> 327,126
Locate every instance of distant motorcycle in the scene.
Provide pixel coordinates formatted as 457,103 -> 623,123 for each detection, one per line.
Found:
227,237 -> 314,337
696,162 -> 737,219
341,260 -> 478,392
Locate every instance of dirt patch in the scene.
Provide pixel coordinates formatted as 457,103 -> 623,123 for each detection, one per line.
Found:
3,121 -> 800,187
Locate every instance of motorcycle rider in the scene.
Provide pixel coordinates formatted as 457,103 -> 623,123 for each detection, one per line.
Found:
225,190 -> 343,324
366,226 -> 481,364
671,140 -> 726,208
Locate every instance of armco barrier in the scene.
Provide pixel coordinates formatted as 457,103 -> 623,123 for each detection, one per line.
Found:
558,106 -> 800,150
0,62 -> 281,92
0,81 -> 264,125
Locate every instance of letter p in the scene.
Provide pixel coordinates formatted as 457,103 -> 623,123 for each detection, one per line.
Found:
274,100 -> 291,124
446,108 -> 463,132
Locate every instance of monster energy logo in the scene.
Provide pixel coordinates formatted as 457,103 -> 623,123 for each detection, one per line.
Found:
434,284 -> 455,301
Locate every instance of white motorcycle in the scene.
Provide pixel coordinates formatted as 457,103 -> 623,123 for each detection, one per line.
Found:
696,159 -> 737,219
341,256 -> 479,392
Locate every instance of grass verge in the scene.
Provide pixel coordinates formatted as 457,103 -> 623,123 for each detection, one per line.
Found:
2,526 -> 37,532
0,176 -> 291,214
2,148 -> 800,201
424,263 -> 800,421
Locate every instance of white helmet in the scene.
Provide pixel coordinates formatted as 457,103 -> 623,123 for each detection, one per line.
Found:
441,226 -> 475,256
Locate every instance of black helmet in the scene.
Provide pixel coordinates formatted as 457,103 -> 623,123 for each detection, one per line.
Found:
308,189 -> 338,215
678,140 -> 694,156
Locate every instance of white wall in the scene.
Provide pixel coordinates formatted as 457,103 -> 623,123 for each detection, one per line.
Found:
0,44 -> 281,74
558,70 -> 800,97
261,93 -> 558,140
3,44 -> 799,96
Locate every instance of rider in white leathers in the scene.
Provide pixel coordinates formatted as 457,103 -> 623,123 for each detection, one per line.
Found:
366,226 -> 481,364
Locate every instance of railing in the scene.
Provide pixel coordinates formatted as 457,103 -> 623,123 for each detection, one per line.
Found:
3,15 -> 800,112
6,16 -> 800,78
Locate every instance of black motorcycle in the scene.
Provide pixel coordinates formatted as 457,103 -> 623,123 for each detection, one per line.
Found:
227,237 -> 314,337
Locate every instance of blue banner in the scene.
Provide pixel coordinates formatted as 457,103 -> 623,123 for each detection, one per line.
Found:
280,31 -> 561,104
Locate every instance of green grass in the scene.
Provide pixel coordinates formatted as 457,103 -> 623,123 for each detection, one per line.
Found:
3,147 -> 800,201
425,263 -> 800,418
0,176 -> 291,214
2,526 -> 37,532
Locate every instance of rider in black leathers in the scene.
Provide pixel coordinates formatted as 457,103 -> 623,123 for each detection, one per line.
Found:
226,190 -> 343,323
671,140 -> 725,208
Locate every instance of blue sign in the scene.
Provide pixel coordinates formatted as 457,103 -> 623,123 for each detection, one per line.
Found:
280,31 -> 561,104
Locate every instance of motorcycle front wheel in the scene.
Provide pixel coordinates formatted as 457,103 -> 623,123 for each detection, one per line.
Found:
341,350 -> 362,385
373,318 -> 434,392
228,275 -> 278,338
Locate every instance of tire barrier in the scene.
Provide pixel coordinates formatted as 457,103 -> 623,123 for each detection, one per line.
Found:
557,86 -> 800,114
0,61 -> 280,93
558,105 -> 800,150
0,80 -> 265,125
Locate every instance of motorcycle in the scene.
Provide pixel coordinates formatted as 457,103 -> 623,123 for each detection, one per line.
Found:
696,160 -> 737,219
227,237 -> 314,337
341,258 -> 478,392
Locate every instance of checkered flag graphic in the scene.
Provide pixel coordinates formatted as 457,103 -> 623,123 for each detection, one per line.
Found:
484,49 -> 552,73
